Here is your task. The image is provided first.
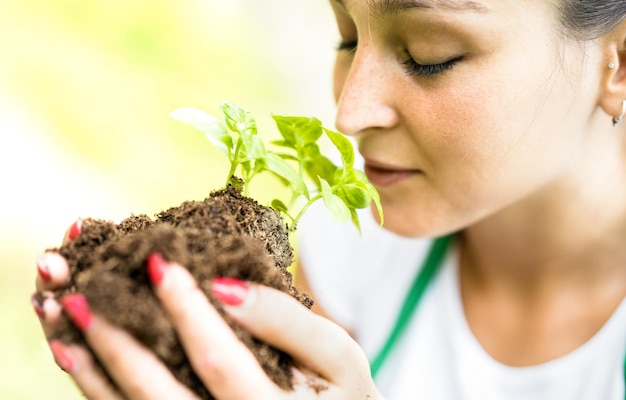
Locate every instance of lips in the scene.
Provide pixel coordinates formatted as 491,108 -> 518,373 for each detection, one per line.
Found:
363,161 -> 421,187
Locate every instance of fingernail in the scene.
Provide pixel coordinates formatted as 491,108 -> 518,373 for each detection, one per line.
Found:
31,294 -> 45,320
146,252 -> 168,286
212,277 -> 249,306
50,340 -> 75,373
61,294 -> 93,331
68,219 -> 82,240
36,254 -> 51,282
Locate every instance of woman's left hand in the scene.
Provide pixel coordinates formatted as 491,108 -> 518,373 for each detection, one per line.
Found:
44,255 -> 382,399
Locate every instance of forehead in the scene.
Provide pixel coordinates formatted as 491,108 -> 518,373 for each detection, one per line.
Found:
334,0 -> 492,16
332,0 -> 564,47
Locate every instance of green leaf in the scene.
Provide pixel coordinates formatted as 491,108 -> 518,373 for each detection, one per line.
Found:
334,184 -> 372,209
305,157 -> 337,188
354,170 -> 384,225
272,115 -> 322,147
264,153 -> 308,197
240,159 -> 252,179
274,152 -> 300,162
298,143 -> 337,186
270,199 -> 290,214
241,133 -> 266,159
222,101 -> 257,134
320,178 -> 351,223
271,139 -> 292,148
327,194 -> 352,224
253,157 -> 267,174
320,176 -> 333,201
333,166 -> 355,185
349,208 -> 362,233
170,107 -> 233,155
324,127 -> 354,168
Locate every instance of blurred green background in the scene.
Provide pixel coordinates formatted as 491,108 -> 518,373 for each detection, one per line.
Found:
0,1 -> 337,398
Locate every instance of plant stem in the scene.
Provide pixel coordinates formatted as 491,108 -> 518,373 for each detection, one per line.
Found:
227,140 -> 244,186
289,193 -> 323,232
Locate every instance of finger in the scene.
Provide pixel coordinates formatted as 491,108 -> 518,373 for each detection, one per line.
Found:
291,367 -> 334,398
35,219 -> 78,292
35,252 -> 70,291
49,341 -> 125,400
213,280 -> 370,384
61,293 -> 200,400
146,253 -> 283,399
32,292 -> 63,338
62,218 -> 82,244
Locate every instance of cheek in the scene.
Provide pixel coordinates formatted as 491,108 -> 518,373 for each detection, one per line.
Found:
426,88 -> 529,202
405,78 -> 507,175
426,61 -> 560,167
402,67 -> 572,217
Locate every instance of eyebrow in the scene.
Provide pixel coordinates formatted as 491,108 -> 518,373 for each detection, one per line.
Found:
334,0 -> 491,16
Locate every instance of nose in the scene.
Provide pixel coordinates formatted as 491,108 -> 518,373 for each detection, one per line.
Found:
334,44 -> 399,136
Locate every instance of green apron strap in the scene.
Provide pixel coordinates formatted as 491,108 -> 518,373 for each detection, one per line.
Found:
369,234 -> 626,397
370,234 -> 455,379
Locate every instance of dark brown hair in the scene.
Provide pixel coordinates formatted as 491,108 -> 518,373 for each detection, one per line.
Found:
559,1 -> 626,40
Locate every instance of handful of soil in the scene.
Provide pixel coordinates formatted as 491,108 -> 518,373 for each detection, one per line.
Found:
37,182 -> 312,399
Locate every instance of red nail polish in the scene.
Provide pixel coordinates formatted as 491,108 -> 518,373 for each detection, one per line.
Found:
212,277 -> 249,306
68,219 -> 82,240
50,340 -> 74,373
36,255 -> 51,282
32,295 -> 45,320
146,252 -> 168,285
61,294 -> 93,331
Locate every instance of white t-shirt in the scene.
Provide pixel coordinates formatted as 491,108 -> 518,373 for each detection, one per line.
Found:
297,203 -> 626,400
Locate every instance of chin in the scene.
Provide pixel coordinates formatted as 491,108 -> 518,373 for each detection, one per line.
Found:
369,204 -> 461,239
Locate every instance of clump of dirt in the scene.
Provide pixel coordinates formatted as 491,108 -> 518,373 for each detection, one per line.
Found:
37,181 -> 312,399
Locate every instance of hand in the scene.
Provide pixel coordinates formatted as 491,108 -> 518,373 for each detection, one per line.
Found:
33,219 -> 77,338
33,220 -> 382,399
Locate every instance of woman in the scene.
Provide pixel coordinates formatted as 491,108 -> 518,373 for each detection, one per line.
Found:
34,0 -> 626,398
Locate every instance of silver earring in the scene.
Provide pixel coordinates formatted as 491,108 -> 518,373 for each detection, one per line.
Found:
608,62 -> 616,69
614,100 -> 626,127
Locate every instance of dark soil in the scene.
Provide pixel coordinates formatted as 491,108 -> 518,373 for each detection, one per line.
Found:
37,181 -> 313,399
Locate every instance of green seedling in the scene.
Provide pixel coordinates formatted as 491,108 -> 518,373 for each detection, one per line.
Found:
171,100 -> 383,232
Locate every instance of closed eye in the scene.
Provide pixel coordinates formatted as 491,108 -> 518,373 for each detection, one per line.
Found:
338,39 -> 462,78
337,39 -> 358,53
402,56 -> 463,77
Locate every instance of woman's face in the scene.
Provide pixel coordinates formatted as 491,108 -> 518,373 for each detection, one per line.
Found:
331,0 -> 602,237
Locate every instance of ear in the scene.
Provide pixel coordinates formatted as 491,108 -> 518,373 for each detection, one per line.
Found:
599,19 -> 626,120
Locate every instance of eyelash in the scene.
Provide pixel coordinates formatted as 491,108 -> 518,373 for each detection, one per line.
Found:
336,40 -> 462,78
336,40 -> 357,53
401,56 -> 462,77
